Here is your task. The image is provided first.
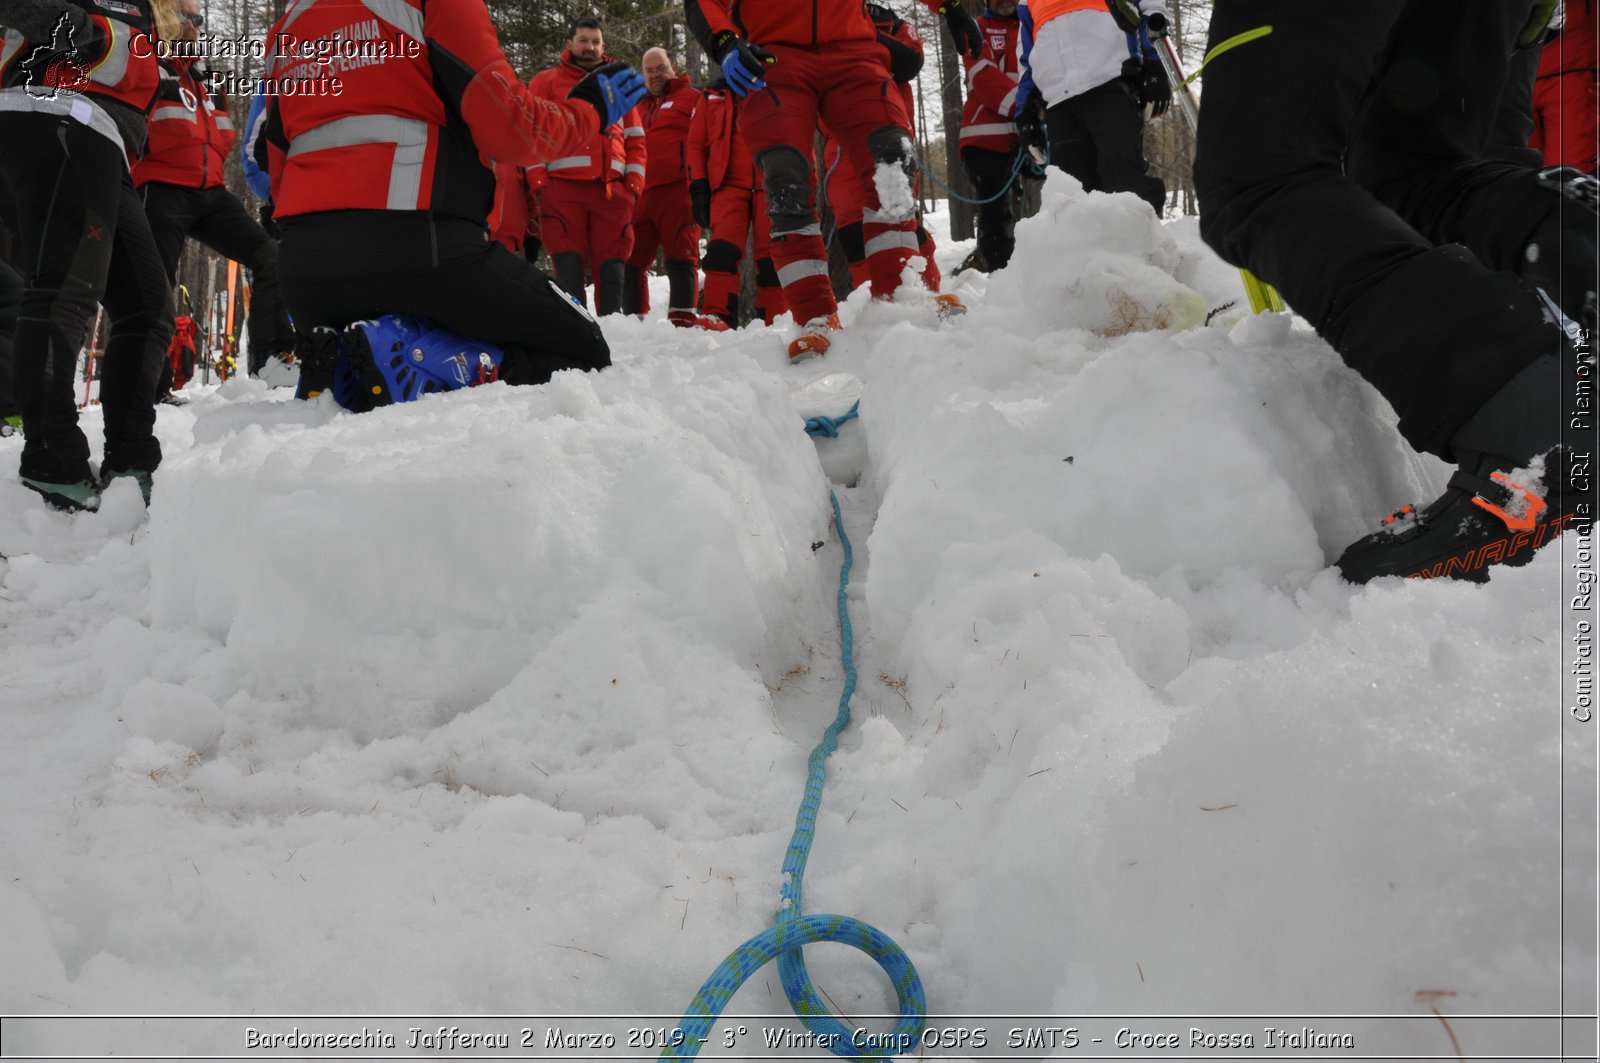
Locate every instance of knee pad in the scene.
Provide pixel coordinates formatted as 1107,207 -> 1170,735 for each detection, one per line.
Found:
755,145 -> 815,234
702,239 -> 742,274
866,125 -> 919,222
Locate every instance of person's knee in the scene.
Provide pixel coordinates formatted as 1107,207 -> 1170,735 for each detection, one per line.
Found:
702,239 -> 742,274
755,146 -> 814,234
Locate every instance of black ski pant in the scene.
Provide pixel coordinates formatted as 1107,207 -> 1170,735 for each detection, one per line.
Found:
141,181 -> 293,376
0,113 -> 169,481
1195,0 -> 1579,460
278,211 -> 610,387
1043,78 -> 1165,215
961,146 -> 1021,270
0,260 -> 19,422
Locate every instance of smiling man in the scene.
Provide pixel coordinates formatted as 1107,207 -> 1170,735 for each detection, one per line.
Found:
623,47 -> 709,327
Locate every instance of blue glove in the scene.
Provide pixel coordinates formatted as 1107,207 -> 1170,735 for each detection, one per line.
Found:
712,31 -> 775,97
568,61 -> 647,128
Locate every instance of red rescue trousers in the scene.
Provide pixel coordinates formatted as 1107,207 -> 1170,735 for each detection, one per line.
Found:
626,181 -> 701,318
701,181 -> 786,326
736,39 -> 923,325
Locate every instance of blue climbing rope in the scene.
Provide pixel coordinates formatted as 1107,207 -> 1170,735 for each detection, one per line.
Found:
912,147 -> 1031,206
661,406 -> 926,1060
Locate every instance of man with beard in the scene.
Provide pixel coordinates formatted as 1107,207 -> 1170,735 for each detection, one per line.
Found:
527,18 -> 647,315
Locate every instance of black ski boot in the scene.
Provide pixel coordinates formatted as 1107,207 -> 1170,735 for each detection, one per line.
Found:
1337,350 -> 1594,582
20,443 -> 100,512
294,326 -> 341,402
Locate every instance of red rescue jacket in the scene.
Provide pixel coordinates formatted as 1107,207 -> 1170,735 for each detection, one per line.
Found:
0,0 -> 161,158
260,0 -> 597,223
959,11 -> 1022,153
637,73 -> 699,188
527,51 -> 646,195
133,58 -> 236,189
686,0 -> 944,49
686,84 -> 754,192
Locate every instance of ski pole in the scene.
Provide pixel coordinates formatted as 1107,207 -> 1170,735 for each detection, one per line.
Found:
1151,30 -> 1285,314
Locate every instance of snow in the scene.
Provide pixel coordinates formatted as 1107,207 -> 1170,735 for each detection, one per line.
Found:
1,175 -> 1593,1060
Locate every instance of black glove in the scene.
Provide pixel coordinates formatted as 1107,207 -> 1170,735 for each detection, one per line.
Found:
1138,57 -> 1170,117
712,31 -> 776,97
567,61 -> 648,128
1015,95 -> 1047,160
689,178 -> 711,229
938,0 -> 984,61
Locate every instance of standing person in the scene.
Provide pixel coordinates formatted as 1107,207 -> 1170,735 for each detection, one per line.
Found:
135,0 -> 293,384
686,0 -> 985,359
0,0 -> 176,509
259,0 -> 644,395
1195,0 -> 1596,582
821,3 -> 945,297
958,0 -> 1031,271
623,47 -> 704,326
527,18 -> 646,316
686,79 -> 786,329
1015,0 -> 1170,214
1530,0 -> 1597,173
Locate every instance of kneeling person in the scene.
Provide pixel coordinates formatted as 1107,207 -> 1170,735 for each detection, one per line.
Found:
258,0 -> 646,395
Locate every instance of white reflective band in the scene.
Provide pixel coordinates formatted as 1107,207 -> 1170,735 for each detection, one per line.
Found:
547,155 -> 593,171
88,22 -> 132,87
624,163 -> 644,176
361,0 -> 424,39
772,222 -> 822,237
0,87 -> 125,162
0,30 -> 24,78
214,115 -> 235,130
999,88 -> 1018,114
608,157 -> 625,173
623,125 -> 644,137
776,258 -> 829,286
865,230 -> 921,257
289,113 -> 429,209
151,104 -> 198,123
269,0 -> 323,74
965,58 -> 995,90
959,122 -> 1017,140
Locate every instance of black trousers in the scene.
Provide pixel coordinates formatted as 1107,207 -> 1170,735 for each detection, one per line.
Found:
0,258 -> 19,421
141,181 -> 293,375
961,146 -> 1021,270
1044,78 -> 1165,215
1195,0 -> 1578,460
0,113 -> 169,480
278,211 -> 610,386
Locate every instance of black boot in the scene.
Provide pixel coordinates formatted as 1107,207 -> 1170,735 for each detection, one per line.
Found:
621,267 -> 643,317
665,258 -> 698,325
1337,350 -> 1594,582
293,326 -> 341,402
596,257 -> 626,317
552,252 -> 587,307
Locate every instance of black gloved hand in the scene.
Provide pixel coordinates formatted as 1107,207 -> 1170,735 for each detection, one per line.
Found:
938,0 -> 985,61
689,178 -> 711,229
567,60 -> 648,128
1138,57 -> 1170,117
712,31 -> 776,97
1014,95 -> 1047,160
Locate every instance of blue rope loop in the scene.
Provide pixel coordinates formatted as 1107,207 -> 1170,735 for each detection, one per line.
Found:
804,401 -> 860,439
912,147 -> 1029,206
662,477 -> 928,1060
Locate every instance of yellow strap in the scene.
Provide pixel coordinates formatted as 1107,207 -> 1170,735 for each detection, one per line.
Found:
1176,24 -> 1273,90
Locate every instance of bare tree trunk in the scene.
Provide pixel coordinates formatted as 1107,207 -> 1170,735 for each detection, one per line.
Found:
934,26 -> 975,241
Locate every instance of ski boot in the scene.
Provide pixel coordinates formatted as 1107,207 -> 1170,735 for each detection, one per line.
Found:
934,293 -> 968,319
1337,351 -> 1593,582
339,315 -> 505,412
294,326 -> 343,401
20,445 -> 99,512
788,314 -> 842,361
